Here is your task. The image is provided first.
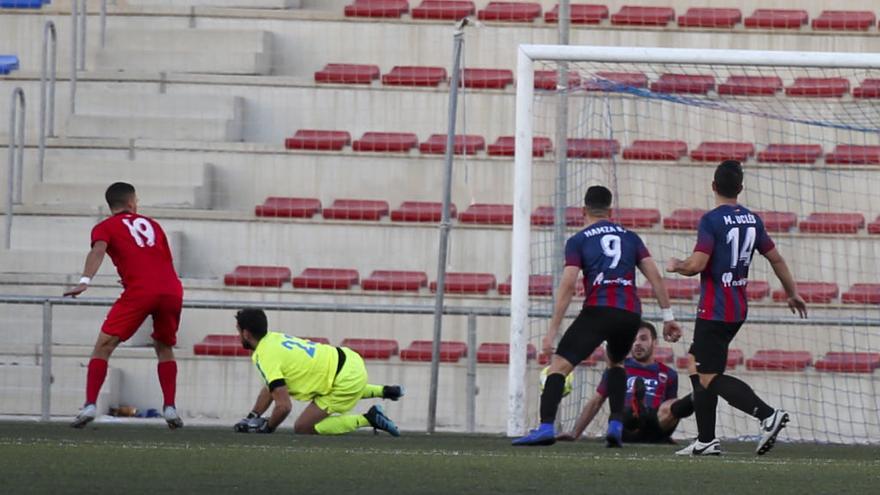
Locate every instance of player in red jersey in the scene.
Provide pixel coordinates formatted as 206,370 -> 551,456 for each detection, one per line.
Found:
64,182 -> 184,429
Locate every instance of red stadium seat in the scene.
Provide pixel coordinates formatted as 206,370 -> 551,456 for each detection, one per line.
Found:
757,144 -> 823,164
194,335 -> 251,357
869,216 -> 880,235
842,284 -> 880,304
853,79 -> 880,99
785,78 -> 850,97
362,270 -> 428,291
746,280 -> 770,301
303,337 -> 332,345
798,213 -> 864,234
400,340 -> 468,362
677,8 -> 741,28
340,338 -> 399,359
567,138 -> 620,159
534,70 -> 582,90
638,278 -> 700,300
352,132 -> 418,152
772,282 -> 839,303
284,130 -> 351,151
812,11 -> 876,31
662,209 -> 706,230
477,1 -> 541,22
586,71 -> 649,91
497,274 -> 554,296
746,350 -> 812,371
255,197 -> 322,218
690,142 -> 755,162
391,201 -> 456,222
623,140 -> 687,161
755,211 -> 798,232
430,272 -> 496,294
314,63 -> 380,84
531,206 -> 583,226
382,66 -> 447,86
224,265 -> 291,288
477,342 -> 537,364
825,145 -> 880,165
487,136 -> 553,157
344,0 -> 409,18
653,347 -> 674,364
460,68 -> 513,89
293,268 -> 360,290
412,1 -> 475,20
610,208 -> 661,228
419,134 -> 485,155
545,4 -> 608,24
323,199 -> 389,221
610,6 -> 675,26
676,349 -> 743,370
650,74 -> 715,94
717,76 -> 783,96
459,203 -> 513,224
744,9 -> 808,29
815,352 -> 880,373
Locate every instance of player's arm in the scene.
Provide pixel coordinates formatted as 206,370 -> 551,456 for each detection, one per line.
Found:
63,240 -> 107,297
638,257 -> 682,342
263,381 -> 293,432
250,386 -> 274,416
543,266 -> 580,356
665,251 -> 709,277
763,248 -> 807,318
558,393 -> 606,441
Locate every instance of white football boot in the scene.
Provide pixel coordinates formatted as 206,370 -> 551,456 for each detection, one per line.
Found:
675,438 -> 722,456
756,409 -> 789,455
71,404 -> 97,429
164,405 -> 184,430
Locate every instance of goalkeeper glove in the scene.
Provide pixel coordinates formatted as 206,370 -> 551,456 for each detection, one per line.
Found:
234,411 -> 262,433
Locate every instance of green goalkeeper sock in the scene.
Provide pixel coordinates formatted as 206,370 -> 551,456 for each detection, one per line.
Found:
314,414 -> 370,435
361,384 -> 385,399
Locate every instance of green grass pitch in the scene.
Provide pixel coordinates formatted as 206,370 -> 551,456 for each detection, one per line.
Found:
1,421 -> 878,494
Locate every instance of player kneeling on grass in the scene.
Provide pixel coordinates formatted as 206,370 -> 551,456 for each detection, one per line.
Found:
233,308 -> 403,436
557,321 -> 694,444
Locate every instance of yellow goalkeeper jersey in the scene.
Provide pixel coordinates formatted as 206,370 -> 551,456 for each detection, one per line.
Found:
251,331 -> 339,402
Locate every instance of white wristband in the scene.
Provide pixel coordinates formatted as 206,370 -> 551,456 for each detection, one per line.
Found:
661,307 -> 675,322
79,276 -> 91,285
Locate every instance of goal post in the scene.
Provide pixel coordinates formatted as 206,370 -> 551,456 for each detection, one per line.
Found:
509,45 -> 880,442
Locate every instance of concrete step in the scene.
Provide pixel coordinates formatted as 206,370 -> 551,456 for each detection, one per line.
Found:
0,250 -> 116,276
104,29 -> 272,54
30,182 -> 211,209
95,49 -> 272,75
43,158 -> 212,187
0,363 -> 120,417
75,91 -> 243,120
65,115 -> 243,142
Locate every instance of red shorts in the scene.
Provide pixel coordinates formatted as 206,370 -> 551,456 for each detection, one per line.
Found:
102,291 -> 183,346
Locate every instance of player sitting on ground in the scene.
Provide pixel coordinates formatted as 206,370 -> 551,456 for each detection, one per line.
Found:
66,182 -> 184,430
557,321 -> 694,443
233,308 -> 404,436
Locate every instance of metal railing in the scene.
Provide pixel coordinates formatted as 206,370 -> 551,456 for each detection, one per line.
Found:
38,21 -> 57,183
4,88 -> 25,250
70,0 -> 86,115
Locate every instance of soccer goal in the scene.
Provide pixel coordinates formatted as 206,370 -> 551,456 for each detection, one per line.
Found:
509,45 -> 880,444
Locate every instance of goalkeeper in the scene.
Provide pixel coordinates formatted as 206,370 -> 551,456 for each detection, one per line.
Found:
232,308 -> 403,436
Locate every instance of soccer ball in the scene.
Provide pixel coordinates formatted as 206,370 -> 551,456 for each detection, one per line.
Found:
539,366 -> 573,397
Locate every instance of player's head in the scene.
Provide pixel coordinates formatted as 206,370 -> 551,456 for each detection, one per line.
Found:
105,182 -> 138,213
712,160 -> 744,199
583,185 -> 612,218
630,321 -> 657,363
235,308 -> 268,350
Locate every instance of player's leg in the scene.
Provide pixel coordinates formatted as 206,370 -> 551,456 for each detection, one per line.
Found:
513,309 -> 602,446
151,294 -> 184,429
657,397 -> 691,432
602,309 -> 641,448
360,384 -> 405,401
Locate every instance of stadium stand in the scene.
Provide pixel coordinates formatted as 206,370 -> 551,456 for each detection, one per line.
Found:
530,206 -> 582,226
419,134 -> 486,154
841,284 -> 880,304
411,1 -> 475,21
653,347 -> 675,364
534,70 -> 581,90
590,71 -> 648,89
637,278 -> 700,300
677,349 -> 744,370
223,266 -> 292,288
746,350 -> 813,371
677,8 -> 742,28
486,136 -> 553,157
610,208 -> 661,228
717,75 -> 783,96
785,77 -> 850,97
814,352 -> 880,373
194,335 -> 251,357
344,0 -> 410,18
798,213 -> 865,234
755,211 -> 798,232
476,342 -> 537,364
339,338 -> 399,359
566,138 -> 619,158
429,273 -> 496,293
869,216 -> 880,234
460,68 -> 513,89
757,144 -> 823,163
284,130 -> 351,151
382,66 -> 447,86
772,282 -> 839,304
361,270 -> 428,291
622,140 -> 688,160
811,10 -> 876,31
649,73 -> 715,94
662,209 -> 706,230
391,201 -> 456,222
314,64 -> 380,84
746,281 -> 771,301
322,199 -> 390,220
824,145 -> 880,165
459,204 -> 514,225
544,4 -> 608,24
255,197 -> 323,218
853,79 -> 880,98
497,275 -> 553,296
610,6 -> 675,26
744,9 -> 809,29
352,132 -> 419,152
292,268 -> 360,290
477,2 -> 542,22
690,142 -> 755,162
400,340 -> 468,362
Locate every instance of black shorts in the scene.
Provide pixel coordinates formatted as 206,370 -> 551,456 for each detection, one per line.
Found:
688,318 -> 744,374
621,409 -> 676,444
555,306 -> 641,367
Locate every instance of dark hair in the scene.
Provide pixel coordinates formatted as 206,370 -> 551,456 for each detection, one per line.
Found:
639,321 -> 657,340
583,185 -> 613,214
714,160 -> 743,199
105,182 -> 136,209
236,308 -> 268,339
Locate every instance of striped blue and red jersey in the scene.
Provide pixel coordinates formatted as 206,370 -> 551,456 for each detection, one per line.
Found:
565,220 -> 650,314
693,204 -> 775,323
597,358 -> 678,411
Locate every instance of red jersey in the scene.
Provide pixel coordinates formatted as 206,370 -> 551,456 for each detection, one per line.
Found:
91,212 -> 182,295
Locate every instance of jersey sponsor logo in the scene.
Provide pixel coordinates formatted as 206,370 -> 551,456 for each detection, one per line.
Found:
592,272 -> 633,287
658,372 -> 668,383
721,272 -> 748,288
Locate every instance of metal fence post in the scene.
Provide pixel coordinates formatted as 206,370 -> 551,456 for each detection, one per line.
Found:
70,0 -> 78,115
466,314 -> 477,433
100,0 -> 107,48
41,300 -> 53,422
5,88 -> 25,249
38,21 -> 57,183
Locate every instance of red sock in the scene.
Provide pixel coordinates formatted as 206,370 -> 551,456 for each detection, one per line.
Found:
157,361 -> 177,408
85,358 -> 108,405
